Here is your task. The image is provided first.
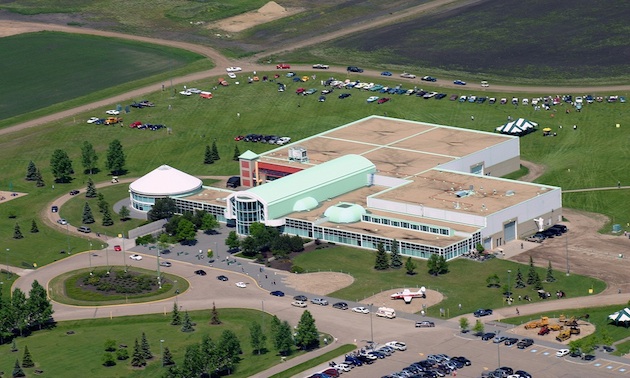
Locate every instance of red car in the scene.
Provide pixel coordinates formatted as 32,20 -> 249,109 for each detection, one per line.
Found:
129,121 -> 142,128
296,88 -> 306,94
377,97 -> 390,104
114,245 -> 122,251
234,135 -> 244,141
276,63 -> 291,69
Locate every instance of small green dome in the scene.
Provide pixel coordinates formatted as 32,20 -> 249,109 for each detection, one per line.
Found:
324,203 -> 366,223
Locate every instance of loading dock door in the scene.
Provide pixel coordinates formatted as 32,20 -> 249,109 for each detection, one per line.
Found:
471,163 -> 483,175
483,237 -> 492,250
504,221 -> 516,242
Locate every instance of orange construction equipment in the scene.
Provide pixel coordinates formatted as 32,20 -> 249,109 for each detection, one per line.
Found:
524,316 -> 549,329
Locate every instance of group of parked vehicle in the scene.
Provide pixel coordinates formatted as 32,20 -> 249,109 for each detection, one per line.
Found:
526,224 -> 568,243
382,352 -> 473,378
234,134 -> 291,145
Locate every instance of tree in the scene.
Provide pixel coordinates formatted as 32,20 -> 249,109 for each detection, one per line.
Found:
81,141 -> 98,174
486,273 -> 500,288
12,288 -> 29,336
106,139 -> 126,175
533,272 -> 544,290
27,280 -> 53,330
29,219 -> 39,233
295,310 -> 319,350
250,321 -> 266,355
181,311 -> 195,332
181,344 -> 203,377
102,206 -> 114,226
201,213 -> 219,234
210,302 -> 221,325
459,317 -> 469,332
86,177 -> 97,198
176,219 -> 197,245
171,302 -> 181,325
148,198 -> 177,221
204,145 -> 214,164
50,149 -> 74,183
225,231 -> 240,250
211,140 -> 220,161
13,223 -> 23,239
527,255 -> 537,285
374,242 -> 389,270
200,334 -> 218,373
427,254 -> 448,275
35,169 -> 45,187
21,345 -> 34,368
233,145 -> 241,161
275,320 -> 293,356
546,260 -> 556,282
82,202 -> 95,224
13,359 -> 25,377
141,332 -> 153,360
241,236 -> 257,257
116,348 -> 129,361
472,319 -> 484,335
599,328 -> 614,347
475,242 -> 485,254
119,205 -> 130,221
515,268 -> 526,288
131,338 -> 146,367
405,257 -> 417,275
390,239 -> 402,269
104,339 -> 117,352
97,193 -> 108,213
217,330 -> 241,374
162,346 -> 175,366
25,161 -> 38,181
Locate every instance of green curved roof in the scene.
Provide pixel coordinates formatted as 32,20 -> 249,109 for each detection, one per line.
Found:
324,203 -> 366,223
293,197 -> 319,212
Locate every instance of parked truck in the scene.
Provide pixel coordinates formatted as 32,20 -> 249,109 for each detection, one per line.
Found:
375,307 -> 396,319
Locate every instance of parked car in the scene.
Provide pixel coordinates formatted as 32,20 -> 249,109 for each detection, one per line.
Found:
493,336 -> 508,343
113,245 -> 122,251
367,96 -> 379,103
377,97 -> 390,104
194,269 -> 207,276
338,93 -> 351,99
270,290 -> 285,297
504,337 -> 518,346
481,332 -> 496,341
291,301 -> 307,308
352,306 -> 370,314
400,72 -> 416,79
517,338 -> 534,349
582,354 -> 596,361
87,117 -> 101,124
453,80 -> 466,85
422,75 -> 437,82
556,348 -> 570,357
129,254 -> 142,261
235,282 -> 247,288
160,261 -> 172,267
347,66 -> 364,73
276,63 -> 291,69
311,298 -> 329,305
385,341 -> 407,351
293,295 -> 307,301
415,321 -> 435,327
57,218 -> 68,225
216,275 -> 228,281
77,226 -> 91,233
106,109 -> 120,115
333,302 -> 348,310
381,71 -> 393,76
226,67 -> 242,72
312,64 -> 329,69
474,308 -> 493,317
514,370 -> 531,378
550,224 -> 568,233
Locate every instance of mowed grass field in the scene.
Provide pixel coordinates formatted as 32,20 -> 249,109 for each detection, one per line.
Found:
0,309 -> 305,378
0,32 -> 206,123
292,246 -> 606,318
1,66 -> 629,269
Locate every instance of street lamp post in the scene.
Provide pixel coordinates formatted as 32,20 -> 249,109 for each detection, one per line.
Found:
369,303 -> 374,345
565,236 -> 570,276
507,269 -> 512,305
103,244 -> 110,274
160,339 -> 164,365
65,223 -> 70,253
5,248 -> 10,278
215,241 -> 219,262
89,242 -> 93,274
496,330 -> 501,368
157,244 -> 162,289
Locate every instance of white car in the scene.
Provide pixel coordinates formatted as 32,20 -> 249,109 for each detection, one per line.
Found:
367,96 -> 379,103
187,88 -> 202,94
129,254 -> 142,261
400,72 -> 416,79
312,64 -> 329,69
481,80 -> 489,87
105,110 -> 120,115
179,90 -> 192,96
385,341 -> 407,351
276,136 -> 291,145
334,363 -> 352,372
235,282 -> 247,288
291,301 -> 307,308
56,218 -> 68,225
87,117 -> 100,124
556,349 -> 570,357
227,72 -> 237,79
226,66 -> 242,72
351,306 -> 370,314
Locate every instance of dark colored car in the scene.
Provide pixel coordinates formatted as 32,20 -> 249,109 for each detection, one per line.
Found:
355,355 -> 374,364
451,356 -> 471,366
217,275 -> 228,281
582,354 -> 596,361
344,355 -> 362,366
497,367 -> 513,375
347,66 -> 364,73
332,302 -> 348,310
69,190 -> 80,195
474,308 -> 493,317
293,295 -> 307,301
415,321 -> 435,328
481,332 -> 496,341
338,93 -> 351,99
421,76 -> 437,82
504,337 -> 518,346
435,93 -> 447,99
377,97 -> 390,104
542,228 -> 561,238
194,270 -> 207,276
270,290 -> 285,297
517,338 -> 534,349
51,205 -> 59,213
550,224 -> 568,233
515,370 -> 531,378
322,368 -> 340,377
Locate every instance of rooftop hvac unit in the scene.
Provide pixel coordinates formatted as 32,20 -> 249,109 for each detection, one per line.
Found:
288,146 -> 308,163
506,190 -> 515,196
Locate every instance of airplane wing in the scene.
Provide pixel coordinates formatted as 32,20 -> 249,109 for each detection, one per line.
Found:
403,296 -> 412,304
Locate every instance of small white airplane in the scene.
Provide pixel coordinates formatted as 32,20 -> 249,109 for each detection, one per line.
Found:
390,287 -> 426,304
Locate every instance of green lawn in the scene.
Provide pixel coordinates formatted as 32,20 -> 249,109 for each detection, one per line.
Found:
0,308 -> 314,378
292,246 -> 606,318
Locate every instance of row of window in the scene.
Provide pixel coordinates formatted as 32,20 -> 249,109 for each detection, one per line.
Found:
362,215 -> 451,236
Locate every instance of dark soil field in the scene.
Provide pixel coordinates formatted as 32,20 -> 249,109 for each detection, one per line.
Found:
312,0 -> 630,80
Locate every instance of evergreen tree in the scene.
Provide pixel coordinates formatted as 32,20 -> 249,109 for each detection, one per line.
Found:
11,339 -> 18,352
50,149 -> 74,183
162,346 -> 175,366
270,315 -> 281,338
106,139 -> 126,175
30,219 -> 39,233
148,198 -> 177,221
141,332 -> 153,360
81,140 -> 98,174
181,311 -> 195,332
527,255 -> 537,285
428,254 -> 449,275
390,239 -> 402,269
13,223 -> 23,239
405,257 -> 417,275
533,272 -> 544,291
13,359 -> 25,377
515,268 -> 526,288
181,344 -> 203,377
210,302 -> 221,325
131,338 -> 146,367
102,207 -> 114,226
546,260 -> 556,282
295,310 -> 319,350
204,145 -> 214,164
97,193 -> 107,213
82,202 -> 95,224
250,321 -> 266,355
171,302 -> 181,325
217,330 -> 241,374
275,320 -> 293,356
211,140 -> 220,160
21,345 -> 34,368
86,177 -> 97,198
119,205 -> 130,221
105,339 -> 117,351
27,280 -> 53,330
374,242 -> 389,270
116,348 -> 129,360
35,169 -> 45,187
25,161 -> 37,181
233,145 -> 241,161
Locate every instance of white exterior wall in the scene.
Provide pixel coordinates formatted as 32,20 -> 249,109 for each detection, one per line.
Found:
439,138 -> 519,174
483,188 -> 562,237
367,197 -> 486,227
371,175 -> 410,188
